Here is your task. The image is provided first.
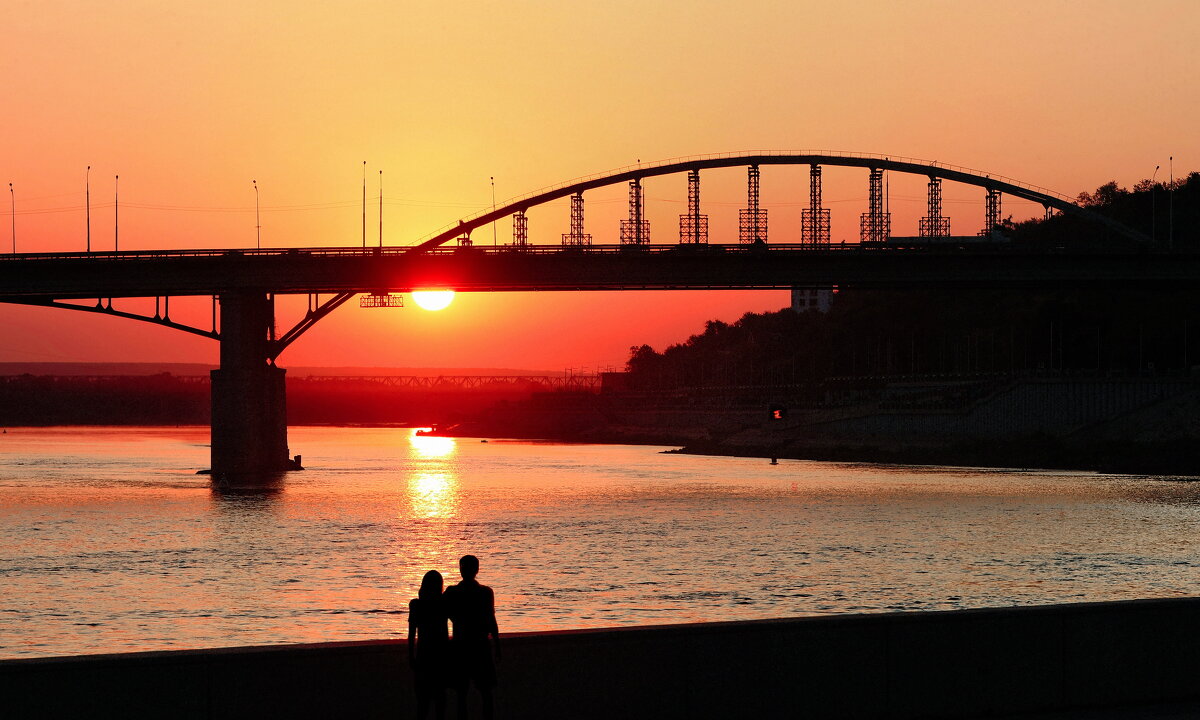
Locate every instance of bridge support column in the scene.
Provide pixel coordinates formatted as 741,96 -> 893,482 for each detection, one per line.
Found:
860,168 -> 891,243
562,192 -> 592,246
920,177 -> 951,239
620,179 -> 649,245
678,169 -> 708,244
801,165 -> 831,245
983,188 -> 1002,236
210,292 -> 294,486
739,165 -> 767,243
512,210 -> 528,248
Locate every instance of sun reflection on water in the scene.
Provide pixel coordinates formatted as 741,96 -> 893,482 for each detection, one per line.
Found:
406,430 -> 460,519
11,426 -> 1200,659
409,431 -> 456,459
407,471 -> 459,519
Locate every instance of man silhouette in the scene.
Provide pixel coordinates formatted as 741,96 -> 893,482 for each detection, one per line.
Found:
444,554 -> 499,720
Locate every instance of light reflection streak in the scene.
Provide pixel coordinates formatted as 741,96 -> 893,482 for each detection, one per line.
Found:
409,431 -> 456,459
408,471 -> 459,519
406,430 -> 460,519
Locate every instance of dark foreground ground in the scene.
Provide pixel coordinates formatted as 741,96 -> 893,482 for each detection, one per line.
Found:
1001,700 -> 1200,719
4,597 -> 1200,719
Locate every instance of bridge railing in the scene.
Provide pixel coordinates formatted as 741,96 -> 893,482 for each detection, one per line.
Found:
0,241 -> 1032,263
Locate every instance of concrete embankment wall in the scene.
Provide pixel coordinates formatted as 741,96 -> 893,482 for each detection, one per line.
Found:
810,379 -> 1198,441
511,378 -> 1200,452
5,597 -> 1200,719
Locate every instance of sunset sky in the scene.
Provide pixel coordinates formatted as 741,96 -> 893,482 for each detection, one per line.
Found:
1,1 -> 1197,371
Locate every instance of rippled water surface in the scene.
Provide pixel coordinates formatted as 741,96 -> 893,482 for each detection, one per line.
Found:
3,425 -> 1200,659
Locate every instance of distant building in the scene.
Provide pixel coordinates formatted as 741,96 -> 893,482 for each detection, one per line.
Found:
791,286 -> 833,313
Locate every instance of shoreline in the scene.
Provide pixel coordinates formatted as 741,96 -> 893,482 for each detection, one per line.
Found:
661,440 -> 1200,478
6,422 -> 1198,478
421,422 -> 1200,477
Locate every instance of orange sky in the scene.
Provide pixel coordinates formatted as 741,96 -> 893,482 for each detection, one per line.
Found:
1,1 -> 1197,371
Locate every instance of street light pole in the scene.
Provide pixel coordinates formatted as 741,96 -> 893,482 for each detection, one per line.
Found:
1169,156 -> 1174,250
253,180 -> 261,249
1152,165 -> 1159,246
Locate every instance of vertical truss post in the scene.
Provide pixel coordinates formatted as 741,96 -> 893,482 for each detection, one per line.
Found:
801,164 -> 831,245
513,210 -> 528,248
562,192 -> 592,246
620,178 -> 650,245
919,176 -> 951,239
739,164 -> 767,243
633,178 -> 645,243
982,188 -> 1002,237
678,169 -> 709,243
859,168 -> 891,243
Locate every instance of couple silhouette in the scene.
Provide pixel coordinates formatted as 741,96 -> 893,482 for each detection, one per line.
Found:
408,554 -> 500,720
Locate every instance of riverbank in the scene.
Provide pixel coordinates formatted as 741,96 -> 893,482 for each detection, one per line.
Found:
5,369 -> 1199,475
5,598 -> 1200,719
428,421 -> 1200,476
428,377 -> 1200,476
663,438 -> 1200,477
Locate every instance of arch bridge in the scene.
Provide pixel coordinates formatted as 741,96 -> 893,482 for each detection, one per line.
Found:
0,152 -> 1161,485
411,151 -> 1140,251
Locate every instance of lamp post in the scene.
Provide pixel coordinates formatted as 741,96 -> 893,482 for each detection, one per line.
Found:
1152,165 -> 1159,246
253,180 -> 260,249
86,166 -> 92,253
1169,156 -> 1174,250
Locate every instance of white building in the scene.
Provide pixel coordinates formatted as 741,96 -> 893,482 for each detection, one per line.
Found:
791,286 -> 833,313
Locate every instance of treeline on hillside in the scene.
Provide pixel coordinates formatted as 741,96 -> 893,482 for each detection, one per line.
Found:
1006,171 -> 1199,248
625,173 -> 1200,390
0,374 -> 211,425
626,288 -> 1200,390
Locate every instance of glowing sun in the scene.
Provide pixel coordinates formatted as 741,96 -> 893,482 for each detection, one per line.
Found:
411,290 -> 455,311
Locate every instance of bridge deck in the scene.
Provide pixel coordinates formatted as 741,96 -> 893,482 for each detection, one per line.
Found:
0,243 -> 1196,299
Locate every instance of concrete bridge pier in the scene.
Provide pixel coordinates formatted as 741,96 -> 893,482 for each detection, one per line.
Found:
210,292 -> 295,486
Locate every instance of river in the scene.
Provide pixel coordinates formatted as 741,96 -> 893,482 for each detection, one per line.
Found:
2,425 -> 1199,659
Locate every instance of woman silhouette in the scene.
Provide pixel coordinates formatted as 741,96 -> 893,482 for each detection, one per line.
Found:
409,570 -> 449,719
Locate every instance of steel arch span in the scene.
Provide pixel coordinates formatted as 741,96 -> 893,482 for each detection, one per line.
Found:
409,151 -> 1145,251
